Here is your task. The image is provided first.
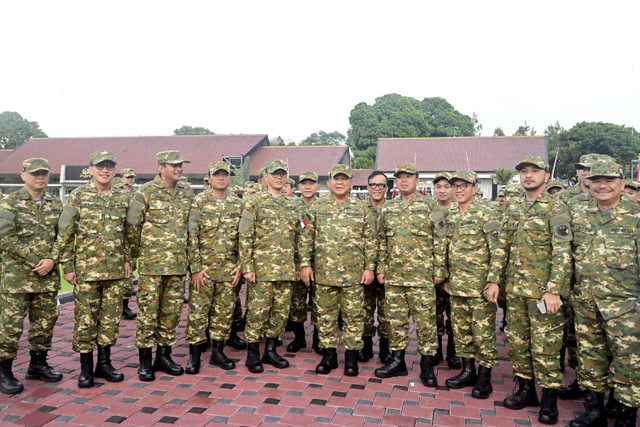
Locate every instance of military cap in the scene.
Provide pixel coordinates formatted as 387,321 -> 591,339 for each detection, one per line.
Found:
574,153 -> 615,170
475,187 -> 484,195
286,177 -> 296,186
506,183 -> 525,198
432,171 -> 452,184
245,181 -> 258,190
450,170 -> 477,184
628,180 -> 640,190
587,161 -> 623,179
120,168 -> 135,177
232,185 -> 244,194
515,156 -> 549,172
258,167 -> 267,178
265,159 -> 289,174
329,164 -> 353,178
497,187 -> 506,197
156,150 -> 190,164
22,158 -> 51,173
546,180 -> 564,191
394,162 -> 418,176
202,176 -> 209,184
299,170 -> 319,182
90,150 -> 116,165
208,160 -> 234,176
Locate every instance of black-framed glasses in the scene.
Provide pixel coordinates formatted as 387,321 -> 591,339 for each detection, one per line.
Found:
368,183 -> 387,190
94,164 -> 116,171
451,183 -> 470,190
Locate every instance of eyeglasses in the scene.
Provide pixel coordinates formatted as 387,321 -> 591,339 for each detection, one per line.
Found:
270,171 -> 287,178
451,183 -> 470,190
93,164 -> 116,171
368,183 -> 387,190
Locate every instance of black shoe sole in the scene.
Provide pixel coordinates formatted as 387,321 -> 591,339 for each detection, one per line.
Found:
374,369 -> 408,379
25,373 -> 63,382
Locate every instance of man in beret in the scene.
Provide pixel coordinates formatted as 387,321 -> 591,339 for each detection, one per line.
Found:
0,158 -> 63,394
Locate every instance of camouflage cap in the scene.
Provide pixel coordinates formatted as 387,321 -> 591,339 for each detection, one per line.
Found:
120,168 -> 135,177
432,171 -> 452,184
574,153 -> 616,170
156,150 -> 190,164
286,177 -> 296,186
245,181 -> 258,189
22,158 -> 51,173
393,162 -> 418,177
515,156 -> 549,172
475,187 -> 484,195
258,167 -> 267,178
265,159 -> 289,174
208,160 -> 234,176
202,176 -> 210,184
329,164 -> 353,178
90,150 -> 116,165
497,187 -> 506,196
299,170 -> 319,182
506,183 -> 525,198
231,185 -> 244,194
587,161 -> 623,179
546,180 -> 564,191
627,179 -> 640,190
450,170 -> 477,184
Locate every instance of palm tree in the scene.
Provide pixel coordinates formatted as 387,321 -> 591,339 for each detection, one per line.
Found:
492,167 -> 516,185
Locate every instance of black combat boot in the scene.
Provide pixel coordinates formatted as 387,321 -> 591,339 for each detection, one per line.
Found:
604,388 -> 621,419
261,338 -> 289,369
569,390 -> 606,427
539,388 -> 559,424
226,322 -> 247,350
122,299 -> 137,320
503,376 -> 539,409
374,349 -> 408,378
435,335 -> 444,363
245,342 -> 264,373
445,338 -> 461,370
286,322 -> 307,353
471,365 -> 493,399
446,358 -> 477,389
138,347 -> 155,381
419,355 -> 438,387
26,350 -> 63,382
344,349 -> 359,376
276,337 -> 283,347
94,345 -> 124,382
559,378 -> 585,400
0,358 -> 24,394
153,345 -> 184,376
316,348 -> 338,374
210,340 -> 235,370
185,344 -> 201,375
378,336 -> 391,364
614,403 -> 637,427
358,336 -> 373,362
312,325 -> 322,355
78,351 -> 94,388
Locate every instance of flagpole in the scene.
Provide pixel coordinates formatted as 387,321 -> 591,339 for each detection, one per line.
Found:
550,147 -> 560,180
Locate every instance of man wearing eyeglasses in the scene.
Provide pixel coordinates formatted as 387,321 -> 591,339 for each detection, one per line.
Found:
58,151 -> 133,388
127,150 -> 194,381
358,171 -> 391,364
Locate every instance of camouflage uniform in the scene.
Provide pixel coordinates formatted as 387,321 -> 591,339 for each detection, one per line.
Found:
569,163 -> 640,408
119,168 -> 137,302
432,201 -> 455,339
362,200 -> 388,340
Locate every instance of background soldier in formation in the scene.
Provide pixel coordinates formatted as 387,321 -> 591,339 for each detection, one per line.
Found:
128,150 -> 194,381
283,177 -> 296,197
494,156 -> 572,425
444,171 -> 501,399
185,161 -> 243,374
374,163 -> 445,387
58,151 -> 132,388
119,168 -> 138,321
0,158 -> 63,394
300,164 -> 376,376
239,159 -> 297,373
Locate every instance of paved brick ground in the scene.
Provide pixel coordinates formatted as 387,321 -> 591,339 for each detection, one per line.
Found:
0,295 -> 603,426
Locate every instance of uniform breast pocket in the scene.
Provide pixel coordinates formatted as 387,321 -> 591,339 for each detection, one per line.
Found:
110,210 -> 126,232
605,238 -> 636,270
456,227 -> 483,249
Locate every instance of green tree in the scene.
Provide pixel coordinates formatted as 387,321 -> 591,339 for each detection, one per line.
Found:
493,127 -> 505,136
300,130 -> 345,146
491,167 -> 516,185
231,155 -> 250,187
513,121 -> 537,136
346,94 -> 474,168
270,135 -> 295,146
472,112 -> 483,136
173,125 -> 215,135
0,111 -> 47,149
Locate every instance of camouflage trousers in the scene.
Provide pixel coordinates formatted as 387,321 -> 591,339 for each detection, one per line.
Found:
561,295 -> 578,370
245,281 -> 291,343
505,295 -> 564,388
73,279 -> 125,353
574,295 -> 640,407
0,292 -> 58,360
136,274 -> 186,348
363,279 -> 388,338
385,285 -> 437,356
497,280 -> 507,314
450,295 -> 497,368
122,276 -> 136,300
186,280 -> 235,344
315,283 -> 363,350
232,281 -> 244,323
435,286 -> 453,337
310,282 -> 317,325
289,281 -> 309,323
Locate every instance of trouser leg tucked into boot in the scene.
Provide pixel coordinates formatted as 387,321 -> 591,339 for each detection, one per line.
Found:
286,322 -> 307,353
138,347 -> 155,381
245,342 -> 264,373
316,348 -> 338,374
0,358 -> 24,394
344,349 -> 359,376
446,357 -> 477,389
261,337 -> 288,369
122,299 -> 137,320
210,340 -> 235,370
503,376 -> 539,410
374,349 -> 408,378
26,350 -> 63,382
358,336 -> 373,362
185,344 -> 201,375
471,365 -> 492,399
78,351 -> 94,388
419,355 -> 438,387
153,345 -> 183,376
94,345 -> 124,382
539,387 -> 559,425
559,378 -> 585,400
226,322 -> 247,350
569,390 -> 606,427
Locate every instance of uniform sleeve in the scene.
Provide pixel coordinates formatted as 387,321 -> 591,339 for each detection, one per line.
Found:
187,198 -> 203,274
57,192 -> 81,274
431,208 -> 447,279
491,204 -> 513,284
483,209 -> 503,284
0,197 -> 39,267
362,206 -> 378,271
376,208 -> 388,275
126,190 -> 147,260
238,197 -> 258,274
298,204 -> 316,269
45,199 -> 63,264
545,201 -> 573,297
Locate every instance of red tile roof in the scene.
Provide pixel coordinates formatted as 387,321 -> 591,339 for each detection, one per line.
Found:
375,136 -> 547,172
248,146 -> 350,178
0,135 -> 268,175
352,169 -> 375,187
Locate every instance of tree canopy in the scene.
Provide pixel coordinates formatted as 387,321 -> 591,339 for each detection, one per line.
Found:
0,111 -> 47,149
346,94 -> 474,168
513,121 -> 537,136
174,125 -> 215,135
300,130 -> 345,146
493,127 -> 505,136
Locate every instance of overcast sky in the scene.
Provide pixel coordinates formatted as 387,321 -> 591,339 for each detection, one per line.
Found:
2,1 -> 638,143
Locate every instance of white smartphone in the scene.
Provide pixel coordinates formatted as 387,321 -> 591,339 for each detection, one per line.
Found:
537,299 -> 563,314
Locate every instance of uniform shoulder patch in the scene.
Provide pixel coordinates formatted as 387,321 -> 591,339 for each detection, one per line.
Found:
188,209 -> 201,233
550,214 -> 572,242
239,210 -> 254,234
126,199 -> 145,226
431,210 -> 447,237
483,219 -> 501,234
58,203 -> 79,231
0,209 -> 15,236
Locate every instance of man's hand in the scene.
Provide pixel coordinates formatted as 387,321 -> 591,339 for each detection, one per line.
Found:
231,267 -> 242,287
124,261 -> 132,279
541,292 -> 561,314
244,272 -> 256,283
443,281 -> 450,294
376,273 -> 385,284
32,258 -> 55,276
361,270 -> 374,285
301,266 -> 314,287
483,282 -> 500,303
192,269 -> 210,291
63,272 -> 77,285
